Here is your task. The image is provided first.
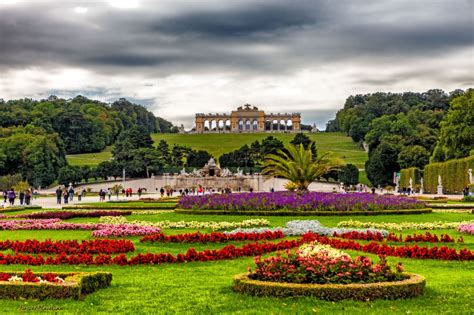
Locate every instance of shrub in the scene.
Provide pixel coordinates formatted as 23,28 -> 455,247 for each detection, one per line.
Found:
233,272 -> 425,301
0,271 -> 112,300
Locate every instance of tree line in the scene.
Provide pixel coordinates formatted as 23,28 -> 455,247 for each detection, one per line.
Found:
0,95 -> 178,187
326,89 -> 473,186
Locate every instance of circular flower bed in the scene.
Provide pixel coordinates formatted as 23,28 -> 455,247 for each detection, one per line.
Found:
233,242 -> 426,300
233,272 -> 425,301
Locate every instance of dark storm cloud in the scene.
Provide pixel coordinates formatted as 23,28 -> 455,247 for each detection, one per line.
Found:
0,0 -> 472,75
151,3 -> 319,37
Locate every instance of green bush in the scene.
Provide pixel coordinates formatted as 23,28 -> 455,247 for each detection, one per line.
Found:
399,167 -> 422,190
233,273 -> 425,301
423,156 -> 474,194
0,272 -> 112,300
175,209 -> 432,216
462,196 -> 474,202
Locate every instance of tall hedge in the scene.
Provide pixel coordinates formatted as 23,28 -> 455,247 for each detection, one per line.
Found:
399,168 -> 422,190
423,155 -> 474,194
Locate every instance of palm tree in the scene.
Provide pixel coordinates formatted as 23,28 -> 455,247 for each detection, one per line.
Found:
262,144 -> 342,192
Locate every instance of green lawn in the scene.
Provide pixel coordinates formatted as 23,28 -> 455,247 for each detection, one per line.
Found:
67,132 -> 368,169
0,211 -> 472,313
153,132 -> 368,168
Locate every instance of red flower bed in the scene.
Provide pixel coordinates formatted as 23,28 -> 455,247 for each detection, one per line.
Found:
387,232 -> 460,243
0,239 -> 135,255
250,252 -> 404,284
302,233 -> 473,261
0,239 -> 303,266
335,231 -> 462,243
18,211 -> 131,220
140,231 -> 285,244
0,269 -> 61,283
333,231 -> 385,241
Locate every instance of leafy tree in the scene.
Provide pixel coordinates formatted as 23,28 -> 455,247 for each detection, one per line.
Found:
339,164 -> 359,185
129,148 -> 164,177
187,150 -> 212,167
435,89 -> 474,160
156,140 -> 171,165
397,145 -> 430,169
262,144 -> 342,192
57,165 -> 79,186
0,174 -> 23,191
290,133 -> 317,158
113,126 -> 153,161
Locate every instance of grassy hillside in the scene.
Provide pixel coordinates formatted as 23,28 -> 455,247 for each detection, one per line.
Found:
67,132 -> 368,168
152,132 -> 367,168
66,146 -> 113,166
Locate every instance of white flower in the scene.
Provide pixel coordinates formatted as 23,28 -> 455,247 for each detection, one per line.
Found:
8,275 -> 23,282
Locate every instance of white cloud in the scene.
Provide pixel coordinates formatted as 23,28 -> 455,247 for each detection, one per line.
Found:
74,6 -> 88,14
108,0 -> 139,9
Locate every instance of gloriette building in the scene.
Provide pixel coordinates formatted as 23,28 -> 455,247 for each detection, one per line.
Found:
195,104 -> 301,133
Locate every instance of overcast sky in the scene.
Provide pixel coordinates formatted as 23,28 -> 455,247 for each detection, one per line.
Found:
0,0 -> 472,129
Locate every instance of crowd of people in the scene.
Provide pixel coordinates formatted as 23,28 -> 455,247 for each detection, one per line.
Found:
2,188 -> 37,206
55,185 -> 87,204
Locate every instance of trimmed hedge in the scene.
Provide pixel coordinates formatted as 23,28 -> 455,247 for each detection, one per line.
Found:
0,206 -> 42,213
423,155 -> 474,194
0,272 -> 112,300
400,167 -> 422,191
233,272 -> 425,301
428,204 -> 474,209
175,209 -> 433,216
62,204 -> 176,210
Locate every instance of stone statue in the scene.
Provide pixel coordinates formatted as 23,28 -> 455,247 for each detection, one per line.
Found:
409,178 -> 413,190
420,177 -> 424,193
221,168 -> 232,177
236,168 -> 243,177
180,168 -> 188,176
437,175 -> 443,195
191,168 -> 202,177
469,169 -> 473,185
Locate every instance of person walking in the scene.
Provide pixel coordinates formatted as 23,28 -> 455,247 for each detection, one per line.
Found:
7,188 -> 16,206
160,187 -> 165,197
69,186 -> 74,201
63,189 -> 69,204
25,189 -> 32,205
3,190 -> 7,203
19,191 -> 25,205
55,187 -> 62,204
107,188 -> 112,201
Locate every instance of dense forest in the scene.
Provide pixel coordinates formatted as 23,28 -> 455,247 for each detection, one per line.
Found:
0,95 -> 177,154
0,95 -> 177,187
326,89 -> 473,186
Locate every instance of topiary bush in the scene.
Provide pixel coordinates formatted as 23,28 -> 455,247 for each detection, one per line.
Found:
233,272 -> 425,301
0,271 -> 112,300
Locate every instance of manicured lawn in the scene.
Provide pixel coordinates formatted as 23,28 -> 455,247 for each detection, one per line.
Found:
66,146 -> 113,166
0,211 -> 472,313
67,132 -> 368,169
152,132 -> 368,168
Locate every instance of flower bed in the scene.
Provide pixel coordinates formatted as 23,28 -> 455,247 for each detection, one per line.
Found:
301,233 -> 473,261
16,211 -> 131,220
175,209 -> 433,216
0,270 -> 112,300
178,192 -> 425,211
225,220 -> 389,237
99,216 -> 270,230
0,219 -> 160,237
140,231 -> 285,244
0,239 -> 304,266
337,219 -> 474,231
91,224 -> 161,238
233,272 -> 425,301
334,231 -> 461,243
0,239 -> 135,254
457,223 -> 474,235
